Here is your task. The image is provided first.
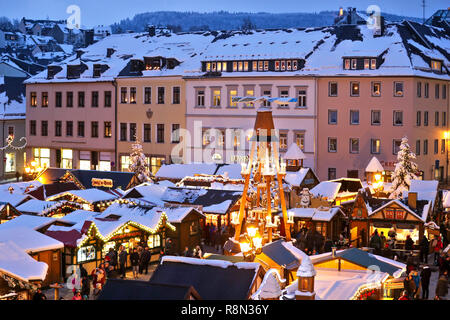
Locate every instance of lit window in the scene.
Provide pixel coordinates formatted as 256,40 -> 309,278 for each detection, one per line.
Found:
222,62 -> 227,71
34,148 -> 50,168
213,89 -> 221,107
217,62 -> 221,72
344,59 -> 350,70
258,61 -> 263,71
252,61 -> 257,71
281,60 -> 286,71
275,61 -> 280,71
5,153 -> 15,172
229,89 -> 237,107
370,59 -> 376,69
279,133 -> 288,150
264,61 -> 268,71
206,62 -> 211,72
371,139 -> 381,154
297,89 -> 306,107
287,60 -> 292,70
394,82 -> 404,97
238,62 -> 243,71
61,149 -> 73,169
295,132 -> 305,150
245,89 -> 254,107
244,61 -> 248,71
328,138 -> 337,152
30,92 -> 37,107
431,60 -> 442,71
372,82 -> 381,96
351,59 -> 357,69
233,62 -> 237,71
364,59 -> 369,69
211,62 -> 216,71
121,155 -> 130,172
293,60 -> 298,70
351,82 -> 360,96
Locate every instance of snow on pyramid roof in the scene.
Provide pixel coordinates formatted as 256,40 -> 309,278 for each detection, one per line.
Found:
283,143 -> 306,160
296,255 -> 316,278
365,156 -> 384,173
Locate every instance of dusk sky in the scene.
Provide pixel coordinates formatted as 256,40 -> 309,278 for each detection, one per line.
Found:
2,0 -> 448,26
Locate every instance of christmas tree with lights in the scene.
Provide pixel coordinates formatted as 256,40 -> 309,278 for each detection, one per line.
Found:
389,137 -> 418,199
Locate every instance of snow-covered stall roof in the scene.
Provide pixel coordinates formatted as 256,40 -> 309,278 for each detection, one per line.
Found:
16,199 -> 71,216
365,156 -> 384,173
310,181 -> 341,201
287,207 -> 343,222
0,192 -> 34,207
47,188 -> 118,203
214,164 -> 243,180
0,181 -> 41,195
0,227 -> 63,252
369,199 -> 427,222
0,214 -> 58,231
283,143 -> 306,160
122,182 -> 168,206
0,241 -> 48,282
284,168 -> 314,187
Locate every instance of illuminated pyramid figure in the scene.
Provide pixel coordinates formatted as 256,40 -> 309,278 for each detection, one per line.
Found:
228,106 -> 293,259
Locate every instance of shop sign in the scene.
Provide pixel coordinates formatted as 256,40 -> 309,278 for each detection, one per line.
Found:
92,178 -> 113,188
110,231 -> 141,241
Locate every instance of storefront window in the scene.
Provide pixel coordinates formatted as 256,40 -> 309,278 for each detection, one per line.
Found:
34,148 -> 50,168
79,160 -> 91,170
62,149 -> 73,169
99,161 -> 111,171
77,245 -> 96,263
121,155 -> 130,172
147,234 -> 161,249
102,241 -> 116,258
5,153 -> 15,172
151,157 -> 165,175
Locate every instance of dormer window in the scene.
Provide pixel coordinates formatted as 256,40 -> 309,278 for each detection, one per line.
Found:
47,65 -> 62,79
293,60 -> 298,70
344,59 -> 350,70
211,62 -> 216,72
371,59 -> 377,69
287,60 -> 292,71
275,61 -> 280,71
93,65 -> 102,77
233,62 -> 237,71
364,59 -> 370,69
431,60 -> 442,72
281,60 -> 286,71
206,62 -> 211,72
351,59 -> 357,69
217,62 -> 222,72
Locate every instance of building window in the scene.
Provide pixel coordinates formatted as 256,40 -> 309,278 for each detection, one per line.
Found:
370,59 -> 376,69
55,92 -> 62,108
328,138 -> 337,153
279,133 -> 288,150
328,110 -> 337,125
33,148 -> 50,168
91,91 -> 98,107
104,91 -> 112,107
144,124 -> 151,142
435,84 -> 440,99
91,121 -> 98,138
328,168 -> 337,180
416,140 -> 420,155
55,121 -> 62,137
372,82 -> 381,96
393,139 -> 402,154
233,62 -> 237,71
129,123 -> 136,141
212,89 -> 221,107
278,89 -> 288,108
120,87 -> 127,103
350,110 -> 359,125
297,89 -> 306,107
443,85 -> 447,99
228,89 -> 237,107
364,59 -> 369,69
295,132 -> 305,150
431,60 -> 442,71
130,87 -> 136,104
434,139 -> 439,154
371,110 -> 381,126
442,139 -> 446,154
120,155 -> 130,172
30,92 -> 37,107
41,92 -> 48,107
5,152 -> 15,173
443,112 -> 447,127
144,87 -> 151,104
371,139 -> 381,154
344,59 -> 350,70
104,122 -> 112,138
66,121 -> 73,137
394,82 -> 404,97
196,89 -> 205,107
171,124 -> 180,143
67,92 -> 73,107
150,156 -> 165,175
77,121 -> 85,137
120,123 -> 127,141
30,120 -> 36,136
275,61 -> 280,71
424,111 -> 429,126
329,82 -> 338,97
244,61 -> 249,71
416,111 -> 421,126
393,111 -> 403,126
245,89 -> 255,108
350,82 -> 359,96
41,121 -> 48,136
173,87 -> 180,104
435,111 -> 440,126
424,83 -> 429,98
351,59 -> 357,69
263,90 -> 271,107
424,139 -> 428,155
78,91 -> 85,107
61,149 -> 73,169
417,82 -> 422,97
157,124 -> 164,143
157,87 -> 165,104
350,138 -> 359,154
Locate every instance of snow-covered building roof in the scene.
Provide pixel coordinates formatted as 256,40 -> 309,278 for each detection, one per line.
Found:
0,227 -> 63,252
310,181 -> 341,201
0,241 -> 48,282
287,206 -> 344,222
0,214 -> 58,231
365,156 -> 384,173
369,198 -> 429,222
283,143 -> 306,160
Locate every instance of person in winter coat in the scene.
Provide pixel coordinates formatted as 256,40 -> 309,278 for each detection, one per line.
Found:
32,288 -> 47,301
405,235 -> 414,251
106,248 -> 118,270
435,270 -> 448,300
411,270 -> 421,299
369,230 -> 382,253
420,266 -> 432,300
118,245 -> 128,279
398,290 -> 409,300
72,291 -> 83,300
403,274 -> 416,299
193,245 -> 203,258
182,246 -> 191,257
419,235 -> 429,264
380,231 -> 387,250
432,236 -> 443,265
130,248 -> 140,279
81,275 -> 90,300
139,247 -> 151,275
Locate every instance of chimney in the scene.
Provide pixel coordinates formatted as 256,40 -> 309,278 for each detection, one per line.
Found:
106,48 -> 115,58
408,192 -> 417,210
148,25 -> 156,37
